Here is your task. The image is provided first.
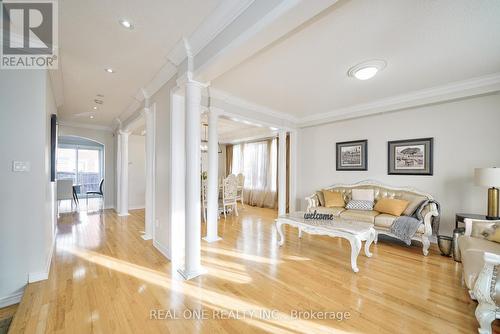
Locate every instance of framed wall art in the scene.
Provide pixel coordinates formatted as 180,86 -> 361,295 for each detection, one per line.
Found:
336,140 -> 368,171
388,137 -> 433,175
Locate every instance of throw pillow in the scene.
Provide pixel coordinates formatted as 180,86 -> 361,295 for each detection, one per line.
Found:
351,189 -> 375,202
374,198 -> 410,216
403,196 -> 427,216
482,223 -> 500,243
346,200 -> 374,211
322,190 -> 345,208
315,191 -> 325,207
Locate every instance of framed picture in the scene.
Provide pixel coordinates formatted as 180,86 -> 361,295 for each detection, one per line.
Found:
336,140 -> 368,171
388,137 -> 433,175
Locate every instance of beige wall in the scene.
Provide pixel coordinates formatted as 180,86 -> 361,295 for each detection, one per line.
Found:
58,125 -> 116,209
297,93 -> 500,236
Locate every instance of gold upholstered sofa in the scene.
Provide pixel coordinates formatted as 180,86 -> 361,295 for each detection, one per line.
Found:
459,218 -> 500,334
305,180 -> 439,255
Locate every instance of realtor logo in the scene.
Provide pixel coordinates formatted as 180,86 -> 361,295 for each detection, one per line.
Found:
1,0 -> 58,69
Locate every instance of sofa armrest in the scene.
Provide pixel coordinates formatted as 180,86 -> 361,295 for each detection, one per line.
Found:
422,202 -> 439,236
473,252 -> 500,306
472,251 -> 500,334
305,194 -> 319,212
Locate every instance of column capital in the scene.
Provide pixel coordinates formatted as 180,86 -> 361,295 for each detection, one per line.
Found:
117,129 -> 131,136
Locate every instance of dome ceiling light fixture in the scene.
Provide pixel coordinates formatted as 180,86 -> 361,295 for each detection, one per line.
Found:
119,19 -> 134,30
348,60 -> 387,81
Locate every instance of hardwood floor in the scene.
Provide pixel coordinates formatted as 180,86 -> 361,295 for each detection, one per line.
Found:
8,206 -> 497,333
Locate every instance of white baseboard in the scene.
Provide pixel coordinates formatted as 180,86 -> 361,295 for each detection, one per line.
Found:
28,234 -> 55,283
129,205 -> 145,210
0,288 -> 25,307
153,240 -> 171,260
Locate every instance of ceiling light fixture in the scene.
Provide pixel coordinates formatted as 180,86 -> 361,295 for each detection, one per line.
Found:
119,19 -> 134,30
348,60 -> 386,81
90,115 -> 95,119
93,106 -> 97,110
105,68 -> 115,73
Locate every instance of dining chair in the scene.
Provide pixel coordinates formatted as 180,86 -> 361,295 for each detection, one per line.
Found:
86,179 -> 104,210
222,174 -> 238,219
236,173 -> 245,208
57,179 -> 75,211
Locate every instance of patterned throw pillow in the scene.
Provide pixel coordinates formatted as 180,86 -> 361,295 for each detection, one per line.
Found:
346,200 -> 374,211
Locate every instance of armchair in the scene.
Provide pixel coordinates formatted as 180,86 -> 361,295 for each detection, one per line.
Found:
461,218 -> 500,334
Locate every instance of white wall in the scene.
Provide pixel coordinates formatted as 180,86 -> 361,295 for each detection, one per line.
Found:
0,70 -> 57,306
128,135 -> 146,209
58,125 -> 116,209
150,77 -> 177,258
297,93 -> 500,235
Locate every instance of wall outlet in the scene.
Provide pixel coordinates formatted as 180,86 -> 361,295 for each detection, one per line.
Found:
12,161 -> 30,172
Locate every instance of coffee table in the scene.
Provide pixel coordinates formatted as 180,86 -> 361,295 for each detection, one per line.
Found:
275,211 -> 376,272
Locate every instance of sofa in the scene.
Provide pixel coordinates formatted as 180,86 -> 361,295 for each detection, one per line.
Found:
305,180 -> 439,255
458,218 -> 500,334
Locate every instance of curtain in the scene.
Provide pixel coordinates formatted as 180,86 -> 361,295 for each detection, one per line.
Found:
231,139 -> 277,209
225,144 -> 233,177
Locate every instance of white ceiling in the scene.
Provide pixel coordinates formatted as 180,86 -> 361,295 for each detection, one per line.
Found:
212,0 -> 500,118
58,0 -> 221,125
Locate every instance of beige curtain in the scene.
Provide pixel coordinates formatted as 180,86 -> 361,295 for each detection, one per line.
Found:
232,139 -> 277,209
225,144 -> 233,176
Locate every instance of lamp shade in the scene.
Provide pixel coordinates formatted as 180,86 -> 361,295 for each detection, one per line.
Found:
475,168 -> 500,187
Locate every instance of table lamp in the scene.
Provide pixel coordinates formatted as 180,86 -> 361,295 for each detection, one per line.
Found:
475,167 -> 500,219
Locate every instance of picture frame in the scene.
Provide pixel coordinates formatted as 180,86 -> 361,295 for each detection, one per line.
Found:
336,140 -> 368,171
388,137 -> 433,175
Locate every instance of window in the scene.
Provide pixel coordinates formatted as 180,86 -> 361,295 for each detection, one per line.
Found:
56,138 -> 104,195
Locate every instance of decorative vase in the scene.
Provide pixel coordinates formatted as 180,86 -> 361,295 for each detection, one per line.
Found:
437,235 -> 453,257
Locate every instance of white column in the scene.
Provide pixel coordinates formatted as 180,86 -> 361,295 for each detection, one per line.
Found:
142,103 -> 155,240
117,130 -> 130,216
204,110 -> 222,243
178,81 -> 205,280
278,130 -> 287,216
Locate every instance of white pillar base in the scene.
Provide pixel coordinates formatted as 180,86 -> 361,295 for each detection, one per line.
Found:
117,212 -> 130,217
203,236 -> 222,243
177,267 -> 207,280
141,234 -> 152,240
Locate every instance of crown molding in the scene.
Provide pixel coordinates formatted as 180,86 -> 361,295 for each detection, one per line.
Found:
208,72 -> 500,130
209,88 -> 299,125
58,119 -> 114,132
299,72 -> 500,127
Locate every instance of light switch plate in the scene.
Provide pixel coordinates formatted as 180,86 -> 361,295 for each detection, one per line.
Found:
12,161 -> 30,172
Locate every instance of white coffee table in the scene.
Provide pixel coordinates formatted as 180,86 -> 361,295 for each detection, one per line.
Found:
275,211 -> 376,272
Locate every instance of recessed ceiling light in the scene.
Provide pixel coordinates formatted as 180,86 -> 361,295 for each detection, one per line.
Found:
348,60 -> 387,81
90,115 -> 95,119
119,19 -> 134,30
93,106 -> 97,110
105,68 -> 115,73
